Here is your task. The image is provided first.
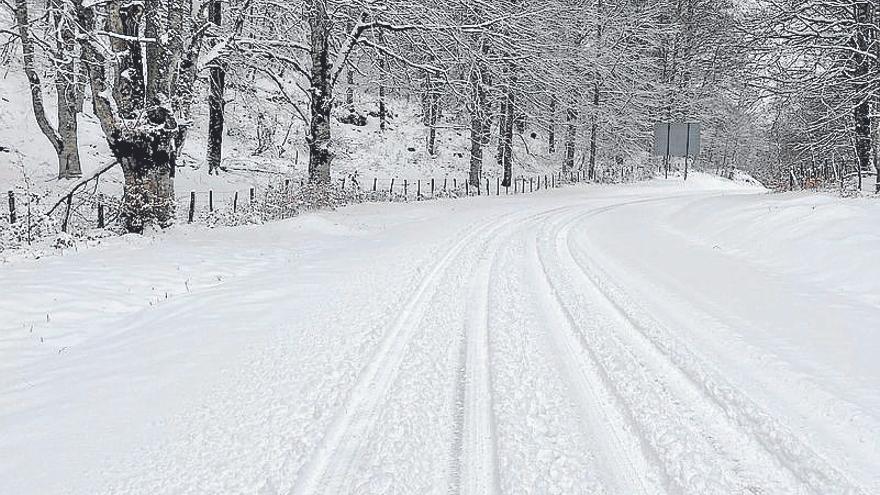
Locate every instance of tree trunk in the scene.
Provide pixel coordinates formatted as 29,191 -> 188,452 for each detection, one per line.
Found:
108,1 -> 145,118
16,0 -> 82,179
854,3 -> 873,178
207,0 -> 225,175
426,70 -> 439,156
345,19 -> 355,112
563,107 -> 577,174
469,114 -> 484,187
53,0 -> 82,178
468,63 -> 489,186
109,108 -> 179,233
56,101 -> 81,179
378,30 -> 387,132
548,95 -> 556,153
588,77 -> 600,180
308,0 -> 332,184
588,95 -> 598,180
499,82 -> 515,187
588,0 -> 602,181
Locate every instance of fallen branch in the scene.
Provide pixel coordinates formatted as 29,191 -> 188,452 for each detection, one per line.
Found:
46,160 -> 118,216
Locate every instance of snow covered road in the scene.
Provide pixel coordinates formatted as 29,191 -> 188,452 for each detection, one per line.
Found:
1,175 -> 878,494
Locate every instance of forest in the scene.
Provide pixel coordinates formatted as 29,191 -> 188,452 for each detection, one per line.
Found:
0,0 -> 878,235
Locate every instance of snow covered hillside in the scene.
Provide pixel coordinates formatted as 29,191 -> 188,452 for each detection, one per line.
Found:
1,174 -> 877,494
0,54 -> 577,207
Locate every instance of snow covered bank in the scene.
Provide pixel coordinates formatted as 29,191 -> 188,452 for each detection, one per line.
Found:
669,191 -> 880,306
572,185 -> 880,492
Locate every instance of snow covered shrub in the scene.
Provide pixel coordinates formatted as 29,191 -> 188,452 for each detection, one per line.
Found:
0,191 -> 59,250
51,232 -> 75,249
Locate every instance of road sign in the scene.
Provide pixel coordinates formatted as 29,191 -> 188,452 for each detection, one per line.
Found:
653,122 -> 700,157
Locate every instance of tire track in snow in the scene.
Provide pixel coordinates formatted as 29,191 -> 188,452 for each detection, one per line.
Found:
522,217 -> 656,494
571,208 -> 880,491
452,233 -> 501,495
535,201 -> 812,494
290,212 -> 506,495
482,226 -> 607,493
557,208 -> 868,495
447,203 -> 610,494
294,206 -> 562,495
461,200 -> 668,494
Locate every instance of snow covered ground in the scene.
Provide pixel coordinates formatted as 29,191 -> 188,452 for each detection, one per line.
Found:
1,173 -> 878,494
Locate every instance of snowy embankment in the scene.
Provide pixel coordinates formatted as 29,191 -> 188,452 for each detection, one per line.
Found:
1,174 -> 878,494
669,191 -> 880,306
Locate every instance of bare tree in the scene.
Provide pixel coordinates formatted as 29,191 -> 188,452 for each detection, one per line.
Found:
14,0 -> 83,179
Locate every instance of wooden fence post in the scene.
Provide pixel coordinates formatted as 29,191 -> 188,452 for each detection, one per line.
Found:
453,178 -> 457,190
7,191 -> 16,224
373,178 -> 377,192
496,178 -> 500,195
62,194 -> 72,232
530,178 -> 534,192
188,191 -> 196,223
233,191 -> 239,213
404,179 -> 408,199
389,178 -> 395,200
486,178 -> 490,196
209,190 -> 214,212
444,177 -> 448,191
465,180 -> 469,195
431,178 -> 435,197
417,180 -> 421,200
97,195 -> 105,228
249,187 -> 255,205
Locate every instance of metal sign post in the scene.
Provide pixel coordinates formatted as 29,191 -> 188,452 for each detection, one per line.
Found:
664,123 -> 671,179
653,122 -> 700,181
684,122 -> 691,181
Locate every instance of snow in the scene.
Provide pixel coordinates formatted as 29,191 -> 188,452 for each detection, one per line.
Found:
1,173 -> 878,494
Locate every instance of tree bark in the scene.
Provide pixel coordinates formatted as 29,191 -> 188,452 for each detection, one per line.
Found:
378,30 -> 387,132
853,2 -> 873,178
499,81 -> 515,187
109,108 -> 178,233
563,107 -> 577,174
16,0 -> 82,179
308,0 -> 333,184
588,84 -> 599,180
107,1 -> 145,118
426,70 -> 439,156
588,0 -> 603,181
344,19 -> 355,113
53,0 -> 82,178
207,0 -> 226,175
548,95 -> 556,153
468,60 -> 489,186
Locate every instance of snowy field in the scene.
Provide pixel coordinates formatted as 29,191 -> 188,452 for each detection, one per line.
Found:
1,174 -> 878,494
